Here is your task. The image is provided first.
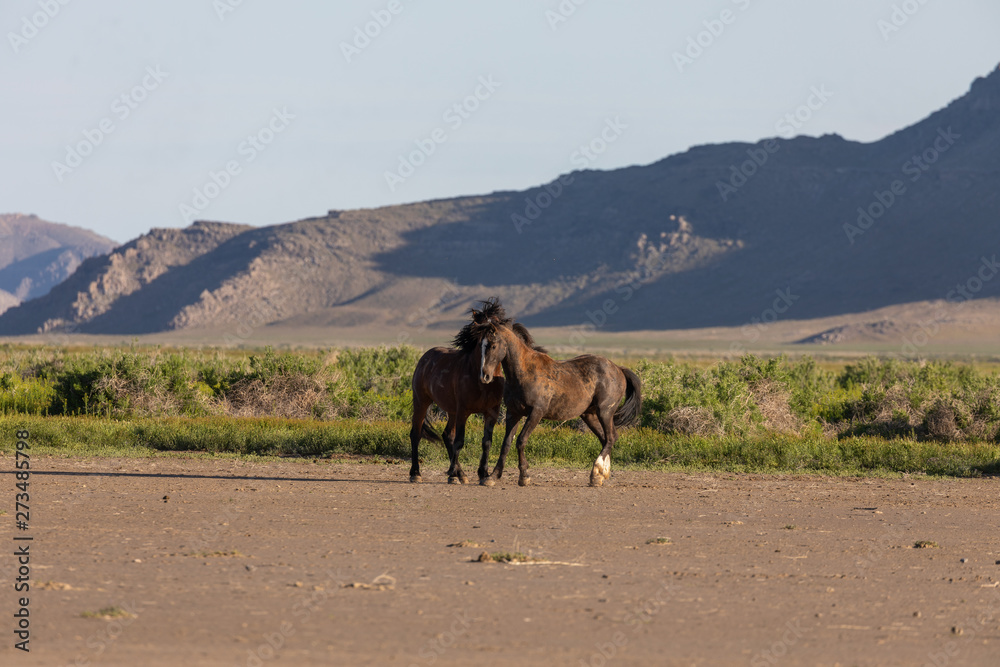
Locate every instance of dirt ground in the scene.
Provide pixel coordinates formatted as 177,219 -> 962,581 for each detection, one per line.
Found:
2,456 -> 999,667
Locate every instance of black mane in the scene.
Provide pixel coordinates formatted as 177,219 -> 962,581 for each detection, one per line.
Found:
452,297 -> 546,354
452,297 -> 510,353
512,322 -> 547,354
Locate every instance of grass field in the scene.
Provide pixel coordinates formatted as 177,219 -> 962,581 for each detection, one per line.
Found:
3,343 -> 999,477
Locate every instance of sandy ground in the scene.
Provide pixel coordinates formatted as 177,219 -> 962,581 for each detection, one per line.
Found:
1,456 -> 999,666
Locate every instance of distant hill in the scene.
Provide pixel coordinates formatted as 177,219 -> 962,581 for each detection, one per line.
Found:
0,214 -> 117,316
1,65 -> 998,338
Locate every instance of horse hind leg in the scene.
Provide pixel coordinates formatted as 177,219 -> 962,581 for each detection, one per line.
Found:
589,409 -> 617,488
580,413 -> 605,440
409,396 -> 433,483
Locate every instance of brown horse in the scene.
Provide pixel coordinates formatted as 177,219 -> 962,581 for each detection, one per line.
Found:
474,311 -> 642,487
409,298 -> 530,484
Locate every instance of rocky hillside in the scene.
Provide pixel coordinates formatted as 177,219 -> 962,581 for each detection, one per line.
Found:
1,65 -> 998,337
0,214 -> 117,316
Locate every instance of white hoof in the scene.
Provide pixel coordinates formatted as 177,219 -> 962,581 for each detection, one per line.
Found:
594,454 -> 610,480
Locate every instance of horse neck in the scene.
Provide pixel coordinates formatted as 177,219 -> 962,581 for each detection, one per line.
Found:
498,326 -> 532,380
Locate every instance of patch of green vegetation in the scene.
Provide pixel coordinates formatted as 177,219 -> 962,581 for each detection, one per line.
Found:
3,345 -> 1000,477
4,413 -> 999,477
646,537 -> 672,545
914,540 -> 940,549
81,606 -> 133,619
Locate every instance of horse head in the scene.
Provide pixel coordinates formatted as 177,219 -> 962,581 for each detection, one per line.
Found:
454,297 -> 545,384
453,297 -> 512,384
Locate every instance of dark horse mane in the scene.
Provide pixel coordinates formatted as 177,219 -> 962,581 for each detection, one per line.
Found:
452,297 -> 546,354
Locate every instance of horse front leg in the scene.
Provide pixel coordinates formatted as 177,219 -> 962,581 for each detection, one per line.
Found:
449,415 -> 470,485
482,411 -> 521,487
514,409 -> 544,487
478,407 -> 499,481
441,415 -> 458,482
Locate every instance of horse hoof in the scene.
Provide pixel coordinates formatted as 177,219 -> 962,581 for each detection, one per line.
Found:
480,477 -> 496,487
410,475 -> 422,483
448,476 -> 461,485
589,474 -> 604,488
518,476 -> 531,487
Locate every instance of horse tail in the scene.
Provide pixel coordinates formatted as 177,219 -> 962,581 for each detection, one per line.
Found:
421,421 -> 442,443
613,366 -> 642,429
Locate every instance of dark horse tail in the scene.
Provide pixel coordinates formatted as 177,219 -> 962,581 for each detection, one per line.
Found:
613,367 -> 642,429
420,421 -> 442,443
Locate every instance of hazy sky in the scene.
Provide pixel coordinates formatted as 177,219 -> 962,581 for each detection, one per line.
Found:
2,0 -> 998,243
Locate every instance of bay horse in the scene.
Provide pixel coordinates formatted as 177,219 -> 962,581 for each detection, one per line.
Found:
409,298 -> 534,484
474,312 -> 642,487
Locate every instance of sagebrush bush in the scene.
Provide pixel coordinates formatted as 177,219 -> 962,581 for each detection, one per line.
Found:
2,344 -> 999,443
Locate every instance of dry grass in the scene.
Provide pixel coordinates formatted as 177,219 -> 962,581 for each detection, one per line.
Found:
750,379 -> 801,435
657,406 -> 723,436
92,374 -> 188,417
925,399 -> 961,441
219,373 -> 330,419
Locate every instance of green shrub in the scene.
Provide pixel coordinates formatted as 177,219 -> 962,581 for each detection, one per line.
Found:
3,345 -> 1000,444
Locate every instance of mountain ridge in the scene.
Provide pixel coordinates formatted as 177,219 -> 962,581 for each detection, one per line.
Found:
0,213 -> 118,316
2,64 -> 998,339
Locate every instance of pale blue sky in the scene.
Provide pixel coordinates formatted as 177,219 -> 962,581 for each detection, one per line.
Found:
2,0 -> 998,242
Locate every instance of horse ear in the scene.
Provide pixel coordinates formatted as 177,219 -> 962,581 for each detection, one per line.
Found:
471,309 -> 485,324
